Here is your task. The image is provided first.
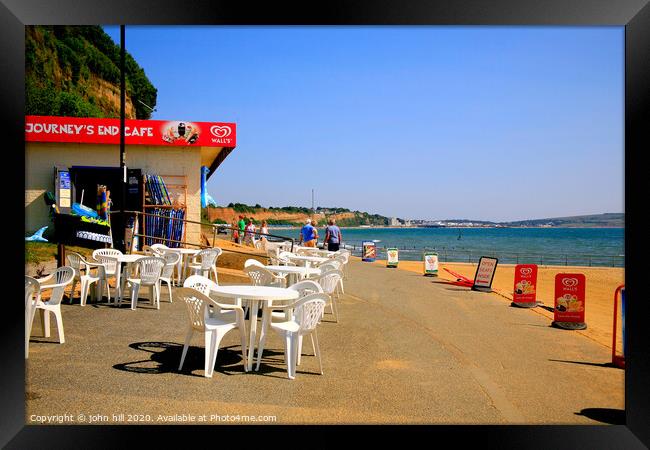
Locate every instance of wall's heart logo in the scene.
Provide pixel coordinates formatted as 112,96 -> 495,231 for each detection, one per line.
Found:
520,268 -> 533,276
210,125 -> 232,138
562,278 -> 579,287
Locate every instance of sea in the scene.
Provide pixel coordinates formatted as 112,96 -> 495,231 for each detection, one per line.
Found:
267,227 -> 625,268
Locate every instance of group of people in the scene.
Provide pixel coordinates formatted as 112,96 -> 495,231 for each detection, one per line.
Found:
298,218 -> 343,251
230,214 -> 343,251
232,215 -> 269,247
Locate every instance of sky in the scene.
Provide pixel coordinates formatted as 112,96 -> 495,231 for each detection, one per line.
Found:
103,26 -> 624,222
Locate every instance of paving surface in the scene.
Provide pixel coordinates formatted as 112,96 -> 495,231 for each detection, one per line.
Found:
25,260 -> 624,424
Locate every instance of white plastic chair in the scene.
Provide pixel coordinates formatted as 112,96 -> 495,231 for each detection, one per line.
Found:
278,251 -> 298,267
122,256 -> 165,310
92,248 -> 123,303
175,287 -> 248,378
255,294 -> 327,379
31,267 -> 75,344
66,252 -> 101,306
318,260 -> 345,294
244,258 -> 265,268
25,276 -> 40,358
243,265 -> 286,288
159,251 -> 181,303
188,248 -> 222,283
316,269 -> 343,322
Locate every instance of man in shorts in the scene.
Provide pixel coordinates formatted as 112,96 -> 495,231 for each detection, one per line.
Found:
299,219 -> 318,247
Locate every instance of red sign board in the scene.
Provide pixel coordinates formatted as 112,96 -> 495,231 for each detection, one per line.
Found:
513,264 -> 538,304
25,115 -> 236,148
553,273 -> 586,323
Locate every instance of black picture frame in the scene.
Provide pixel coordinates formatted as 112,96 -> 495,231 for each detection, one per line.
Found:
4,0 -> 649,447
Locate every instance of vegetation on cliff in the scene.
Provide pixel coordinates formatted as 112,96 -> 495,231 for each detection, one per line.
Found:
26,26 -> 157,119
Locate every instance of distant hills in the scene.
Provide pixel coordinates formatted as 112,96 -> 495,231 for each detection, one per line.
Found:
423,213 -> 624,228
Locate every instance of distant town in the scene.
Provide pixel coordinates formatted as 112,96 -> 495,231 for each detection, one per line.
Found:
385,213 -> 624,228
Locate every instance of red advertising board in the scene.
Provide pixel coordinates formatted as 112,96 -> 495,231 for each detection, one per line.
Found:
513,264 -> 538,304
25,115 -> 236,147
553,273 -> 586,323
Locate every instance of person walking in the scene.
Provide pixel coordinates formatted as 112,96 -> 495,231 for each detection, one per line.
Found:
324,218 -> 343,251
231,219 -> 240,243
244,218 -> 256,246
299,218 -> 318,247
260,220 -> 269,250
237,215 -> 246,244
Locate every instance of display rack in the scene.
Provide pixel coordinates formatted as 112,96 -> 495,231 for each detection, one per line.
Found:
141,174 -> 188,247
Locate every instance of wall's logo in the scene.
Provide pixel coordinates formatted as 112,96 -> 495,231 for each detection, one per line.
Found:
210,125 -> 232,138
520,268 -> 533,276
562,278 -> 579,287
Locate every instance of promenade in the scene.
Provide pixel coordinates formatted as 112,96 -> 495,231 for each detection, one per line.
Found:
25,259 -> 623,424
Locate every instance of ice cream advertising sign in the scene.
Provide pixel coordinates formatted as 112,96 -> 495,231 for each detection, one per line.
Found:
553,273 -> 586,324
25,115 -> 236,147
362,241 -> 376,262
423,252 -> 439,276
386,248 -> 399,268
472,256 -> 498,292
513,264 -> 538,305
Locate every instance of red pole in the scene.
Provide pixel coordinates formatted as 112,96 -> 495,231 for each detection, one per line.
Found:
612,284 -> 625,368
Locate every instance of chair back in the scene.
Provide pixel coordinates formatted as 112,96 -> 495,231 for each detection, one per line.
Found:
174,287 -> 212,331
243,265 -> 276,286
66,252 -> 84,276
317,269 -> 343,295
244,259 -> 265,268
41,266 -> 75,306
135,257 -> 166,285
278,251 -> 296,265
288,279 -> 323,297
318,261 -> 341,273
292,294 -> 327,332
183,275 -> 218,295
92,249 -> 122,274
195,248 -> 222,270
25,276 -> 39,309
161,252 -> 181,278
151,243 -> 169,252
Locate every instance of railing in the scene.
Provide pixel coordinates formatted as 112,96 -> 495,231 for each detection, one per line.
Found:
341,242 -> 624,268
112,210 -> 295,254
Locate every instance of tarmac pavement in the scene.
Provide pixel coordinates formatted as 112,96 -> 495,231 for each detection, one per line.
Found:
25,259 -> 624,424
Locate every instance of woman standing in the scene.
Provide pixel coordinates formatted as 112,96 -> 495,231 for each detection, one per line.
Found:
260,220 -> 269,250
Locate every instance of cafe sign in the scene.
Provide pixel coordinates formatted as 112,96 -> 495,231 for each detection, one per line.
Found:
472,256 -> 498,292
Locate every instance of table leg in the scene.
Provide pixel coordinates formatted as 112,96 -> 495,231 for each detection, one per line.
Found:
247,299 -> 259,372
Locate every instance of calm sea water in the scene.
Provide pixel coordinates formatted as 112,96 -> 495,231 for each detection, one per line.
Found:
268,227 -> 625,267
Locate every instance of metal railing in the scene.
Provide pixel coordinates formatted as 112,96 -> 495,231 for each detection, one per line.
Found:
112,210 -> 295,254
342,242 -> 624,268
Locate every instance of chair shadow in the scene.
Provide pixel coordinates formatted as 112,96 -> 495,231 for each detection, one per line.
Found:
113,341 -> 248,378
575,408 -> 625,424
254,348 -> 324,378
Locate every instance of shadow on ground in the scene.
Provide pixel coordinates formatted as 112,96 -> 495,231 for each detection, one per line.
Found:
113,341 -> 323,379
549,359 -> 620,369
575,408 -> 625,424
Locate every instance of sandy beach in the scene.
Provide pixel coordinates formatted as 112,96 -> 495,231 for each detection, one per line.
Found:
371,259 -> 625,353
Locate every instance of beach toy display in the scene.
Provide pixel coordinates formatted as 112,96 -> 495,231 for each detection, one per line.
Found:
144,173 -> 185,247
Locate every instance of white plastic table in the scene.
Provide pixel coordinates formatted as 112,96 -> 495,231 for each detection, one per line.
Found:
209,285 -> 299,371
265,265 -> 321,286
116,254 -> 146,302
285,254 -> 330,268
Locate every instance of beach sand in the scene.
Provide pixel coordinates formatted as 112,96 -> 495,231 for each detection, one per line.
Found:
371,259 -> 625,353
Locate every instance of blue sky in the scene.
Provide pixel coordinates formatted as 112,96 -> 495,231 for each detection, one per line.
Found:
103,26 -> 624,222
